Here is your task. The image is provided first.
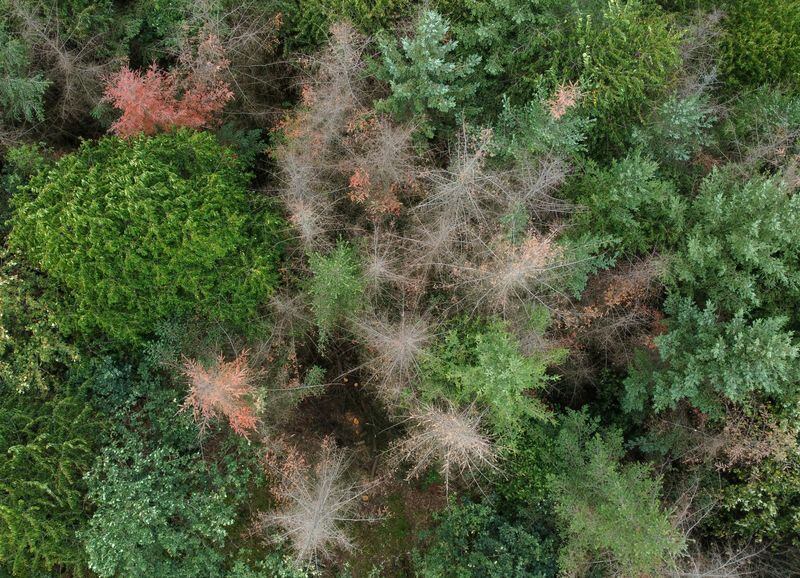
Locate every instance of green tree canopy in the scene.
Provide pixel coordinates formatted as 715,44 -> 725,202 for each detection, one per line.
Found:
414,499 -> 558,578
549,409 -> 685,575
0,24 -> 50,124
376,9 -> 480,137
570,152 -> 685,255
420,320 -> 565,444
0,385 -> 103,577
80,348 -> 260,578
576,0 -> 682,153
669,168 -> 800,318
625,296 -> 800,418
9,129 -> 282,344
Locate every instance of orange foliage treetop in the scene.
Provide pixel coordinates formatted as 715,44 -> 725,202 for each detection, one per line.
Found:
103,36 -> 233,137
181,350 -> 259,438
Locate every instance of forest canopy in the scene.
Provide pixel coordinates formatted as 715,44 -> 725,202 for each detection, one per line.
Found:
1,0 -> 799,576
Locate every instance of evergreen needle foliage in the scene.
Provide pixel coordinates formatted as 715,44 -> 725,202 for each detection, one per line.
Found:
0,385 -> 102,577
670,168 -> 800,317
9,129 -> 282,344
625,296 -> 800,418
377,9 -> 480,137
420,320 -> 564,444
0,24 -> 50,124
550,409 -> 685,576
308,241 -> 366,349
2,0 -> 800,573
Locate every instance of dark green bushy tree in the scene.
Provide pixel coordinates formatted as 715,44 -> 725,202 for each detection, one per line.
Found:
549,409 -> 684,576
0,385 -> 103,577
570,153 -> 685,255
414,499 -> 558,578
575,0 -> 682,153
83,434 -> 239,578
624,296 -> 800,418
9,129 -> 282,344
669,168 -> 800,317
719,0 -> 800,91
81,350 -> 260,578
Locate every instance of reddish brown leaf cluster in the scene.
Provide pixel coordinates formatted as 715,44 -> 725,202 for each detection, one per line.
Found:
345,160 -> 405,217
548,81 -> 581,120
181,350 -> 259,438
653,404 -> 797,472
348,167 -> 372,203
559,258 -> 666,371
263,438 -> 310,503
341,111 -> 416,217
104,35 -> 233,137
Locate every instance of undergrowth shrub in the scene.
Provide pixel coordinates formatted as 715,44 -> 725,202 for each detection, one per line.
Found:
9,129 -> 282,344
229,552 -> 315,578
123,0 -> 190,56
495,421 -> 557,517
713,451 -> 800,546
2,0 -> 126,128
555,257 -> 666,386
283,0 -> 412,51
717,87 -> 800,168
7,0 -> 118,44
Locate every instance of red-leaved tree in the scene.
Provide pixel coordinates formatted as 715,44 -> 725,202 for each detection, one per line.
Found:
103,35 -> 233,137
181,350 -> 259,438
